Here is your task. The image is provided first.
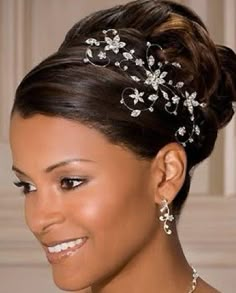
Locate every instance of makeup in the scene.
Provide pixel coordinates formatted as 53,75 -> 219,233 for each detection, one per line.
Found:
44,237 -> 87,264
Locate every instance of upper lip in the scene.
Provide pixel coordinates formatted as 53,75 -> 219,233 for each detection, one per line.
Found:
41,237 -> 87,248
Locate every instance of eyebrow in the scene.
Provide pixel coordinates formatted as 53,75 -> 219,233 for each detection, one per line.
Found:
12,158 -> 95,177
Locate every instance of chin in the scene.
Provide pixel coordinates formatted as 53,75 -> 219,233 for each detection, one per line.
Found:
51,266 -> 91,292
53,278 -> 90,292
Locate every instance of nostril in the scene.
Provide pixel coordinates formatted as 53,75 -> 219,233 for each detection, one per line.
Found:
40,211 -> 65,233
26,206 -> 65,235
25,190 -> 65,234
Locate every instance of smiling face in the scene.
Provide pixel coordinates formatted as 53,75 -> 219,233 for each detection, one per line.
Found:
10,113 -> 160,291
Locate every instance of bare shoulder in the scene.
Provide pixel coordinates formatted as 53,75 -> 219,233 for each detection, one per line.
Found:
197,278 -> 222,293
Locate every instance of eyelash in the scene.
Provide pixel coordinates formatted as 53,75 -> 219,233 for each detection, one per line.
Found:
60,177 -> 85,191
14,181 -> 36,195
13,177 -> 86,195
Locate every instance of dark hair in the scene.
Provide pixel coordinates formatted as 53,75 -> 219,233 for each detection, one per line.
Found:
12,0 -> 236,215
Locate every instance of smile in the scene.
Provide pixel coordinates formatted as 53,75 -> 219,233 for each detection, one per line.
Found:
47,238 -> 85,253
45,237 -> 87,264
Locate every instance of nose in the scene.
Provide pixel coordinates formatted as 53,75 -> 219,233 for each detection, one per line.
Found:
25,190 -> 66,235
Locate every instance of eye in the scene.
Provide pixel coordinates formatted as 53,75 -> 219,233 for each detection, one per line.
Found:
60,177 -> 85,191
14,181 -> 37,195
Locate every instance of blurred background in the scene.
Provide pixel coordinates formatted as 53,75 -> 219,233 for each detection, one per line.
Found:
0,0 -> 235,292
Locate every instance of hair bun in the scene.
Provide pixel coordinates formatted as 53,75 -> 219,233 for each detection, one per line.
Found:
211,45 -> 236,129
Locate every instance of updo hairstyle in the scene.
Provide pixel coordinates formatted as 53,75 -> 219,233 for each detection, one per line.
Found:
12,0 -> 236,215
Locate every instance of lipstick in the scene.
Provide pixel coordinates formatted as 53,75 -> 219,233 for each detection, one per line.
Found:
44,237 -> 87,264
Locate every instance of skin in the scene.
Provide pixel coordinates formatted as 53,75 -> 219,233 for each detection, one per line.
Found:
10,113 -> 219,293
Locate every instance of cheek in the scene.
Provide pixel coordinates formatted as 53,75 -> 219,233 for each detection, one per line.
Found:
68,174 -> 157,259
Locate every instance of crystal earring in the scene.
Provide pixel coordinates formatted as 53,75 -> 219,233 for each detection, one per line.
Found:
159,199 -> 175,235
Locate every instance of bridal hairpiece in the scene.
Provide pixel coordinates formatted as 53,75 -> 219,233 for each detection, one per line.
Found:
84,29 -> 206,146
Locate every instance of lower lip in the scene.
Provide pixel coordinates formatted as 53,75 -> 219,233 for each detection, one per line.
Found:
45,238 -> 87,264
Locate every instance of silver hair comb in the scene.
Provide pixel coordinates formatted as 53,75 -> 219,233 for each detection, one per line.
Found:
84,29 -> 206,146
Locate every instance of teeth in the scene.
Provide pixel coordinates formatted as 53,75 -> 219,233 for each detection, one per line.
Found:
61,243 -> 68,250
48,238 -> 84,253
75,239 -> 83,245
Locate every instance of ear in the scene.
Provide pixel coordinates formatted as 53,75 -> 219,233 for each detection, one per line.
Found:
150,143 -> 187,205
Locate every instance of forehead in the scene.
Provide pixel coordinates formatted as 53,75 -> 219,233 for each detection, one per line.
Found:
9,113 -> 143,173
10,114 -> 112,164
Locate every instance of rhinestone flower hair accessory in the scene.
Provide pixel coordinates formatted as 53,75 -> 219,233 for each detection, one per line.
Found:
84,29 -> 206,146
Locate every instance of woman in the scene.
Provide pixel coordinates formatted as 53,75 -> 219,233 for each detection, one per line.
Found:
9,0 -> 236,292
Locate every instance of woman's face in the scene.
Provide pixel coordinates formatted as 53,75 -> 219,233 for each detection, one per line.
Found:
10,114 -> 159,291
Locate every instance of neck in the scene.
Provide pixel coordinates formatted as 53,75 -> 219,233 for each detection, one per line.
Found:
91,225 -> 194,293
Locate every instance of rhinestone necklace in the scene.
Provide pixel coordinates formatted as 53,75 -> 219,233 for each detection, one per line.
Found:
188,267 -> 199,293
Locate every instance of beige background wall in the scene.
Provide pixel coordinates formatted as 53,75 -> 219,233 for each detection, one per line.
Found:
0,0 -> 236,292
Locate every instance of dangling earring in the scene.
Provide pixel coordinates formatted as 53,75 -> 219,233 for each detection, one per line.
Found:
159,199 -> 175,235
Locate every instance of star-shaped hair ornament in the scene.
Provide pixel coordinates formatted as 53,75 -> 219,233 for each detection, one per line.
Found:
84,29 -> 206,146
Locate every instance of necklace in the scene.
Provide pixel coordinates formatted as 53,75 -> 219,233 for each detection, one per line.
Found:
188,267 -> 199,293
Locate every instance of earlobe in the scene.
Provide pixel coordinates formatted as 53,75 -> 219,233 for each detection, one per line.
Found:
151,143 -> 187,205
